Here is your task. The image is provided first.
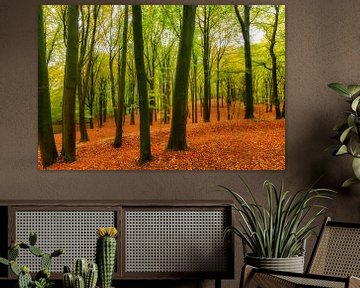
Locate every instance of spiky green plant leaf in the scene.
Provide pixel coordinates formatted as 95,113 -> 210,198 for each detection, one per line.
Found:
351,96 -> 360,111
342,177 -> 360,188
328,83 -> 360,98
221,179 -> 335,258
336,144 -> 348,155
29,232 -> 37,246
352,157 -> 360,179
0,257 -> 9,266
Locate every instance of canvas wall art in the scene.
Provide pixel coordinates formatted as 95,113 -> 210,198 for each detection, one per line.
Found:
38,4 -> 285,170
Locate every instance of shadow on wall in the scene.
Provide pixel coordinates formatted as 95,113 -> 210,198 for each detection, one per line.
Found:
304,109 -> 360,222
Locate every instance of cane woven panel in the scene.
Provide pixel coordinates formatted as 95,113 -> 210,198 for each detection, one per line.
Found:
309,226 -> 360,277
15,211 -> 115,272
277,275 -> 345,288
125,210 -> 227,273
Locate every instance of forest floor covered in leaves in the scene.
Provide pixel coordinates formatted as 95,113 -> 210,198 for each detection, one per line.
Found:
38,104 -> 285,170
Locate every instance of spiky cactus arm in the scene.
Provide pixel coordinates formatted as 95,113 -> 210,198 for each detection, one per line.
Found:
10,260 -> 20,276
41,254 -> 52,270
85,263 -> 98,288
63,272 -> 74,288
18,272 -> 32,288
18,267 -> 32,288
74,258 -> 88,280
0,257 -> 9,266
29,232 -> 37,246
95,227 -> 118,288
96,236 -> 116,288
9,246 -> 19,260
73,275 -> 85,288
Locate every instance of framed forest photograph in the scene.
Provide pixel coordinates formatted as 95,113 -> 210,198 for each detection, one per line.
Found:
38,4 -> 285,170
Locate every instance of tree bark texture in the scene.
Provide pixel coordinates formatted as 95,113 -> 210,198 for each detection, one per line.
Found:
271,5 -> 282,119
167,5 -> 197,151
235,5 -> 254,119
132,5 -> 152,163
78,5 -> 90,142
38,5 -> 58,167
61,5 -> 79,162
114,5 -> 129,148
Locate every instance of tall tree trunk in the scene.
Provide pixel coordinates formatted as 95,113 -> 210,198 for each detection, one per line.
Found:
202,6 -> 211,122
61,5 -> 78,162
84,5 -> 100,129
167,5 -> 197,151
110,57 -> 117,122
130,68 -> 136,125
282,82 -> 285,117
38,6 -> 58,167
216,58 -> 220,121
98,90 -> 103,128
103,95 -> 107,123
78,5 -> 90,142
98,77 -> 106,128
132,5 -> 152,163
235,5 -> 254,119
114,5 -> 129,148
271,5 -> 282,119
191,50 -> 198,124
108,6 -> 117,127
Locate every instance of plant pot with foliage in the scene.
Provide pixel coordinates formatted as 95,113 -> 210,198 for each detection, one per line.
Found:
328,83 -> 360,187
221,179 -> 334,273
0,232 -> 63,288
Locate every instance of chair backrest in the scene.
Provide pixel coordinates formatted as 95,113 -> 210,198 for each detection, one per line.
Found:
307,217 -> 360,277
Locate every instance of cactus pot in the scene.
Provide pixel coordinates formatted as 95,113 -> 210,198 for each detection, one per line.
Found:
245,254 -> 305,273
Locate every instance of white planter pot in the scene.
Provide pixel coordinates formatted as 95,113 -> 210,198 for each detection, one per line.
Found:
245,254 -> 305,273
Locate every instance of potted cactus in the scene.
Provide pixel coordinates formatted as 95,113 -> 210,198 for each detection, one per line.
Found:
0,232 -> 63,288
62,258 -> 98,288
96,227 -> 118,288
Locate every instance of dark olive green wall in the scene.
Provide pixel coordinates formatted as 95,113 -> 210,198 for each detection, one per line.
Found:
1,0 -> 360,287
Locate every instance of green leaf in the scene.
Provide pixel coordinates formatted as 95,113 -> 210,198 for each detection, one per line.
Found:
348,135 -> 360,156
340,126 -> 352,143
347,114 -> 356,128
0,257 -> 9,266
328,83 -> 360,98
328,83 -> 351,97
352,157 -> 360,179
347,85 -> 360,97
352,96 -> 360,111
342,177 -> 360,188
336,144 -> 348,155
10,261 -> 20,276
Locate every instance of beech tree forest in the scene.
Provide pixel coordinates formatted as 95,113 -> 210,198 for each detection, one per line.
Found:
38,5 -> 285,170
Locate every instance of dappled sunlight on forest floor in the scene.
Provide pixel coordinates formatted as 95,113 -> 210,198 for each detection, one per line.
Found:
38,104 -> 285,170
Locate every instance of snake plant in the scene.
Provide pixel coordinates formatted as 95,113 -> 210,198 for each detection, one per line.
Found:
221,179 -> 335,258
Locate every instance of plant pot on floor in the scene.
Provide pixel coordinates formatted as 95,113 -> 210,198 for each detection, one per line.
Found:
245,254 -> 305,273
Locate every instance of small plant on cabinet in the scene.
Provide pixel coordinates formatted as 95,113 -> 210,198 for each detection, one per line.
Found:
0,232 -> 63,288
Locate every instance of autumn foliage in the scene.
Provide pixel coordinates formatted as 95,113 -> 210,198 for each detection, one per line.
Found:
38,105 -> 285,170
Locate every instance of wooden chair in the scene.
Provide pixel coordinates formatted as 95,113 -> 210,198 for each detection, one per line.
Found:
241,217 -> 360,288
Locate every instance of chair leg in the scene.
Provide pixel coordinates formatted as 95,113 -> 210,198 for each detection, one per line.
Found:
215,278 -> 221,288
240,265 -> 255,288
240,265 -> 296,288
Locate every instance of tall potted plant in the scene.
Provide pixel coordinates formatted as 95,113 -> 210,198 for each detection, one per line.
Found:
328,83 -> 360,187
221,179 -> 334,273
